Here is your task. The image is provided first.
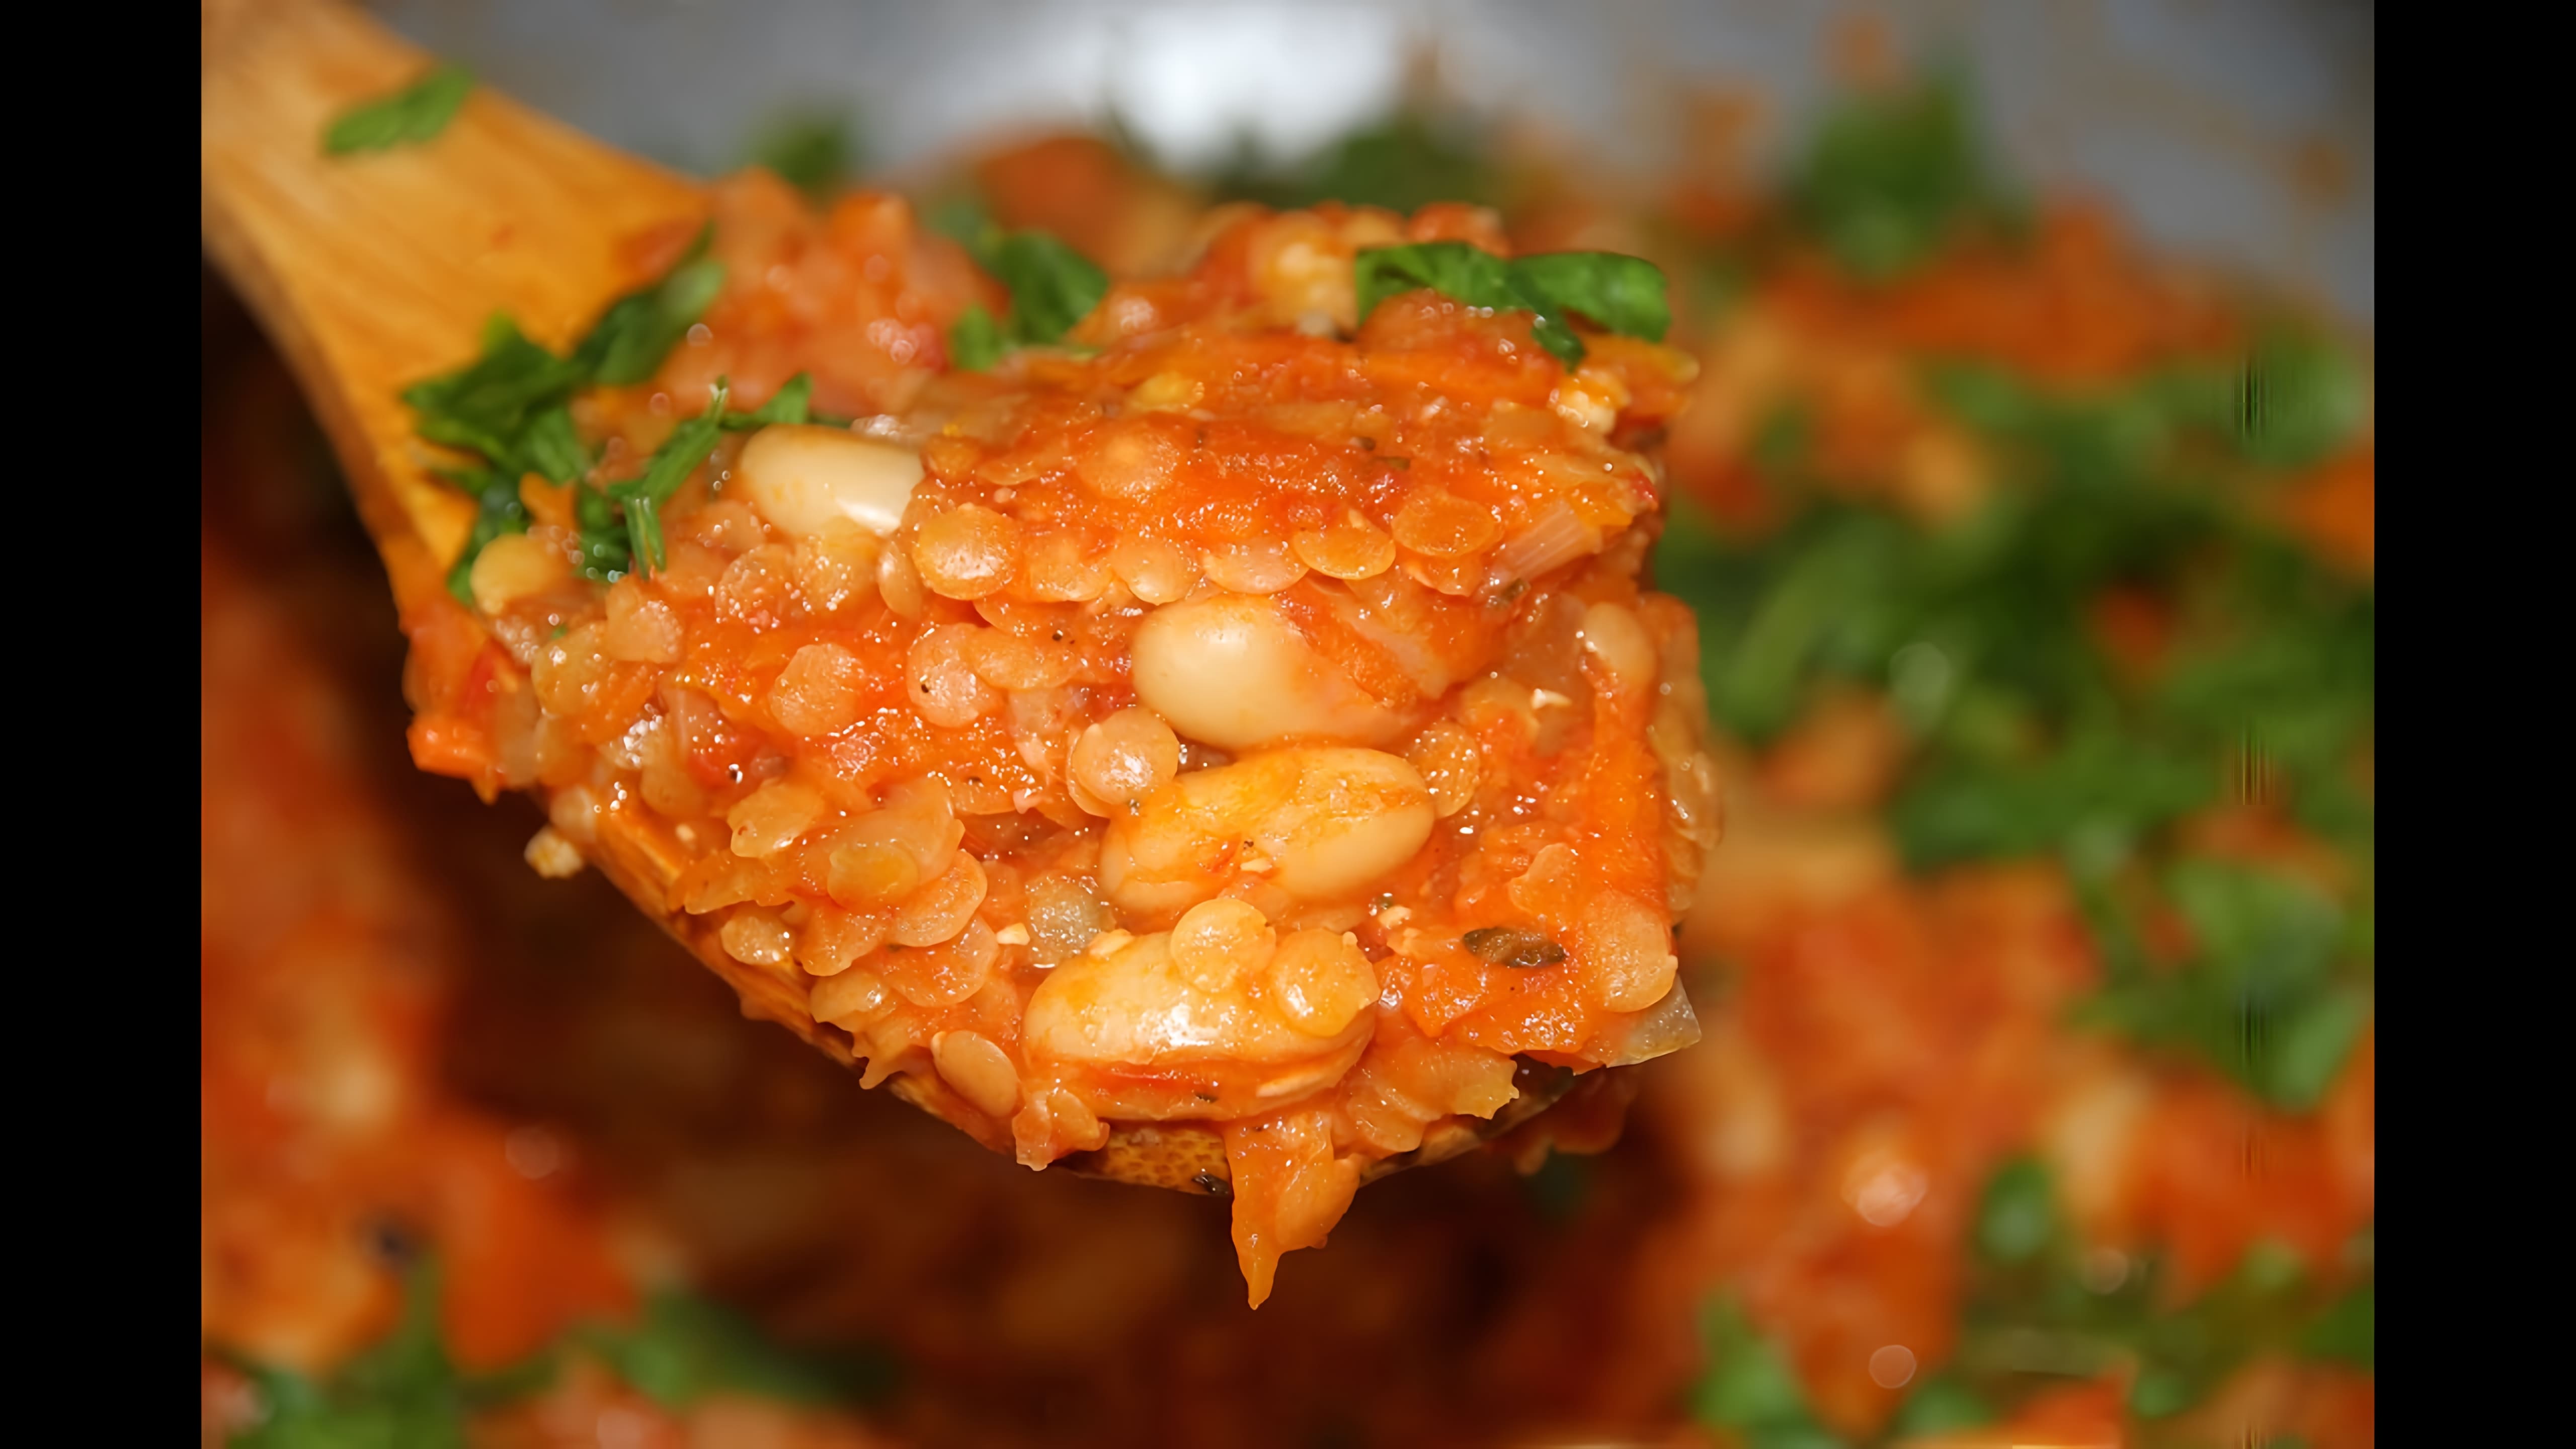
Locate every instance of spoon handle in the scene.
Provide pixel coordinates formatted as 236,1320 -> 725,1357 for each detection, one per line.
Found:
201,0 -> 707,610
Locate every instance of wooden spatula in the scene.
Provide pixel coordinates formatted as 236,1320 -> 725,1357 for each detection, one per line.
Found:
200,0 -> 1578,1196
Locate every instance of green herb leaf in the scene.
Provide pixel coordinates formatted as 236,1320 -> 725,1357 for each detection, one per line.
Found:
572,482 -> 633,582
1748,403 -> 1813,479
1509,251 -> 1672,343
577,227 -> 728,387
2263,985 -> 2372,1111
2301,1281 -> 2373,1372
1892,728 -> 2213,867
1353,240 -> 1524,323
608,379 -> 730,573
2129,1241 -> 2310,1419
1354,242 -> 1673,370
227,1258 -> 468,1448
2231,331 -> 2368,470
404,229 -> 747,599
947,304 -> 1007,372
1688,1297 -> 1849,1448
219,1261 -> 900,1445
924,194 -> 999,254
515,405 -> 590,485
1888,1370 -> 1995,1436
1790,73 -> 2009,279
578,1290 -> 898,1410
746,109 -> 857,204
1976,1157 -> 2058,1264
403,316 -> 589,465
323,64 -> 474,156
1353,241 -> 1579,366
940,223 -> 1110,371
458,1348 -> 565,1410
721,373 -> 814,431
1654,349 -> 2375,1095
1210,111 -> 1498,215
2078,860 -> 2367,1110
1947,1161 -> 2360,1425
985,231 -> 1110,344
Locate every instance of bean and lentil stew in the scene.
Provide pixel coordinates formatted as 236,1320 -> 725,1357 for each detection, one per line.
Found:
396,176 -> 1720,1305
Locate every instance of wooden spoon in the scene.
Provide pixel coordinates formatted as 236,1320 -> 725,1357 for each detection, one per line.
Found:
200,0 -> 1579,1197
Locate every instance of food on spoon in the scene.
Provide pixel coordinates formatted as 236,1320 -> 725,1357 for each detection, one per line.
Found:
395,174 -> 1721,1304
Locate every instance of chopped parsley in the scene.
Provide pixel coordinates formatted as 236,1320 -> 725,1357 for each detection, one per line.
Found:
947,303 -> 1010,373
441,468 -> 531,605
323,64 -> 474,156
220,1256 -> 894,1446
575,225 -> 727,387
514,405 -> 591,486
1352,242 -> 1670,368
1939,1159 -> 2373,1426
223,1258 -> 474,1447
609,379 -> 731,574
746,108 -> 859,205
2229,330 -> 2371,471
934,206 -> 1110,370
574,1288 -> 897,1409
1687,1166 -> 2375,1445
404,230 -> 730,590
402,317 -> 588,468
2074,859 -> 2372,1111
720,372 -> 814,430
2301,1278 -> 2374,1373
1788,72 -> 2016,279
1210,110 -> 1499,215
1651,319 -> 2372,1096
570,480 -> 632,583
1652,329 -> 2373,1094
1687,1295 -> 1849,1449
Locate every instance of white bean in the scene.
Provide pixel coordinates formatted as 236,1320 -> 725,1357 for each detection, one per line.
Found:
1099,746 -> 1434,913
735,424 -> 923,540
1019,926 -> 1372,1121
1129,595 -> 1398,751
